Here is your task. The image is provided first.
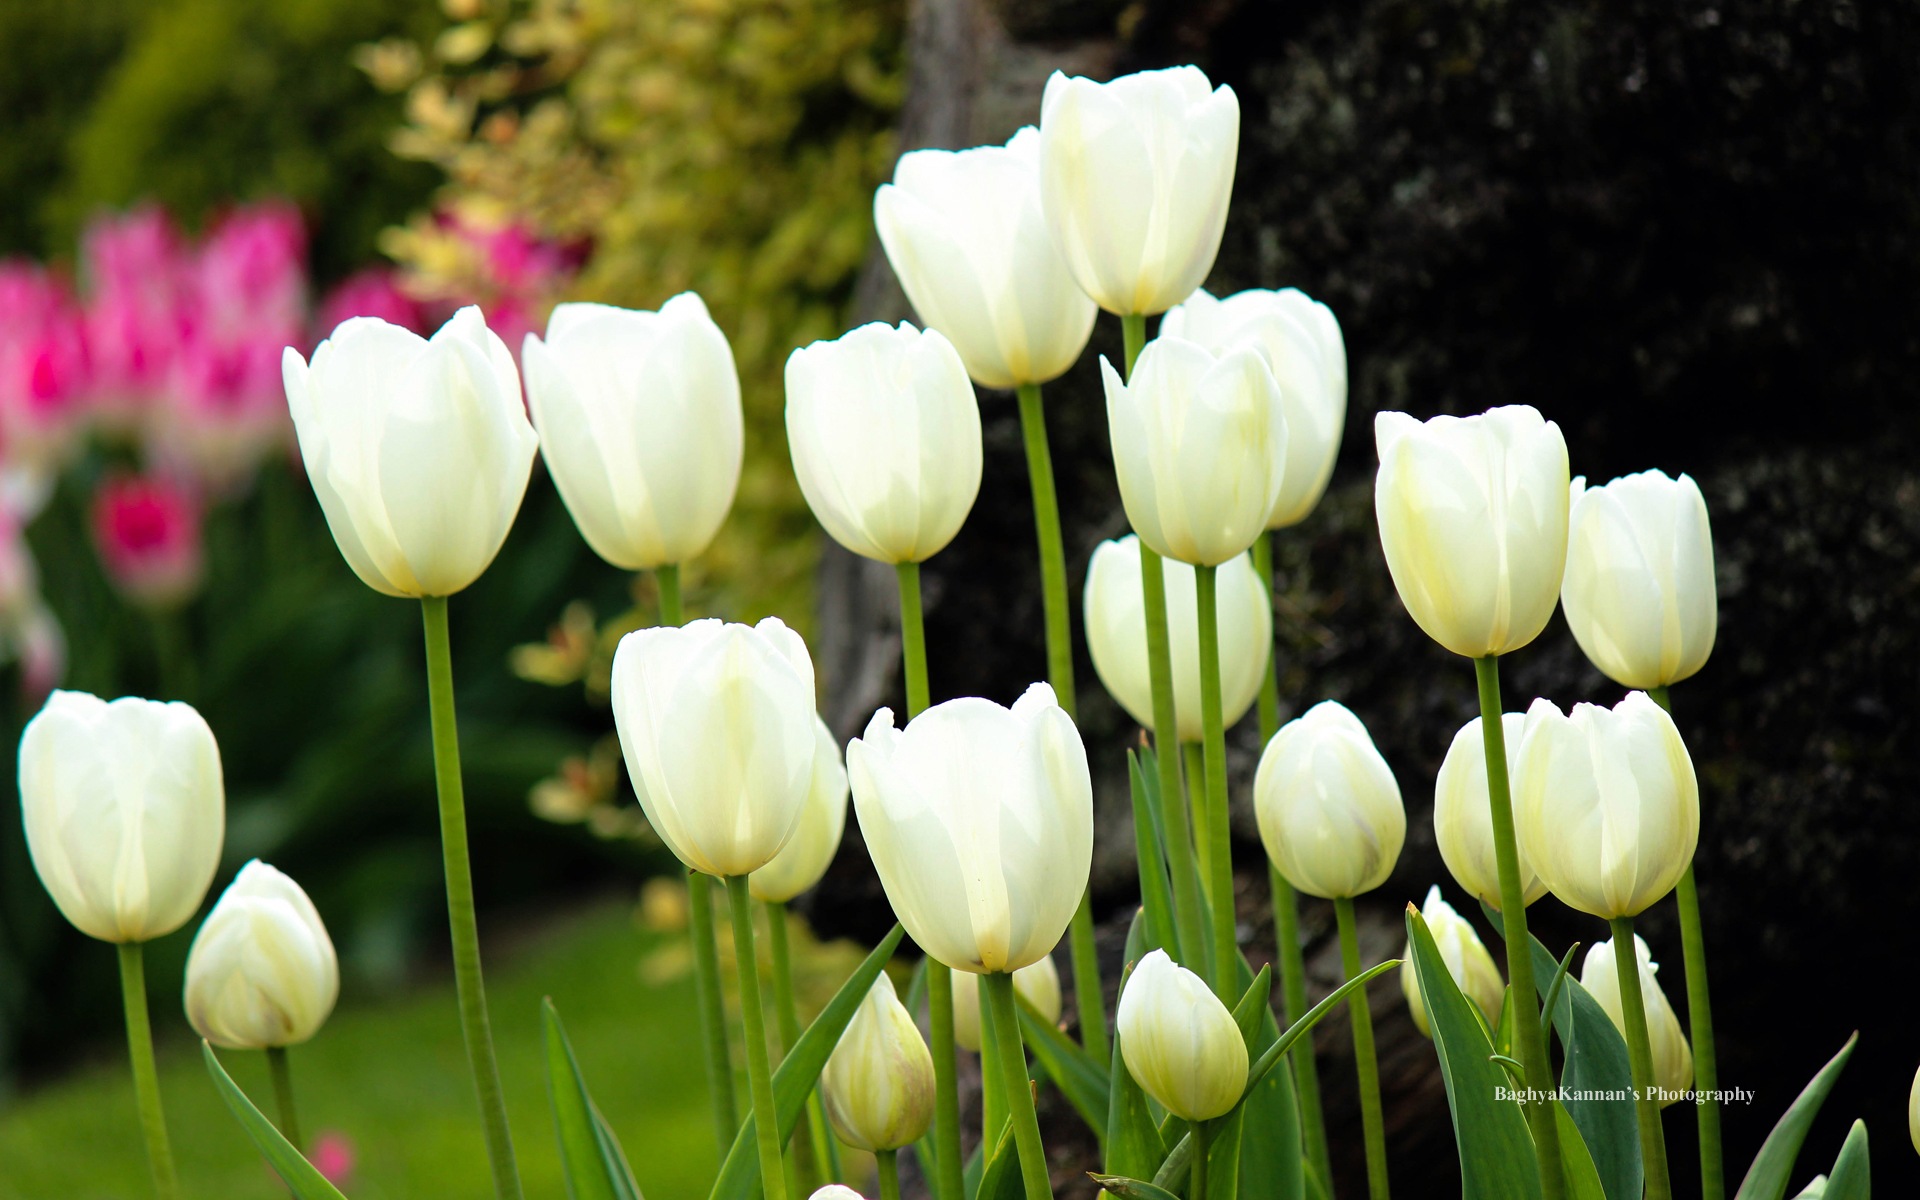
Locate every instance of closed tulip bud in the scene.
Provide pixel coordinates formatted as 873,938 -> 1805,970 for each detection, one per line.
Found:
822,974 -> 935,1152
847,683 -> 1091,973
1909,1064 -> 1920,1155
184,861 -> 338,1049
282,307 -> 537,598
611,618 -> 818,878
1580,935 -> 1693,1105
1160,288 -> 1347,529
19,691 -> 224,943
1083,536 -> 1271,742
748,717 -> 849,904
785,322 -> 981,564
950,954 -> 1063,1054
1254,701 -> 1405,899
1400,885 -> 1504,1037
1103,337 -> 1288,567
1434,714 -> 1547,911
521,294 -> 743,570
1514,693 -> 1699,919
1562,470 -> 1717,690
875,129 -> 1097,389
1374,406 -> 1570,658
1116,949 -> 1247,1121
1037,67 -> 1239,316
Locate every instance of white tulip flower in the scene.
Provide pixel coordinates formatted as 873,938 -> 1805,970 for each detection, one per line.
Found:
1116,949 -> 1247,1121
950,954 -> 1063,1054
1433,713 -> 1547,911
184,861 -> 338,1050
1254,700 -> 1405,899
1581,935 -> 1694,1105
1400,885 -> 1505,1037
749,717 -> 849,904
821,973 -> 935,1152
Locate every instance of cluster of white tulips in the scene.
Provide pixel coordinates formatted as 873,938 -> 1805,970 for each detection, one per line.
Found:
16,56 -> 1889,1200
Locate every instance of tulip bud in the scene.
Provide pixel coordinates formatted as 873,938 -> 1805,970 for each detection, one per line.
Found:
184,861 -> 338,1049
950,954 -> 1062,1054
1561,470 -> 1717,690
522,294 -> 744,570
1102,337 -> 1288,567
610,618 -> 819,878
1400,886 -> 1504,1037
1083,536 -> 1271,743
784,322 -> 982,565
1037,67 -> 1239,316
821,973 -> 935,1152
1909,1063 -> 1920,1156
847,684 -> 1091,973
1116,949 -> 1247,1121
1374,406 -> 1570,658
1253,701 -> 1405,899
18,690 -> 224,943
1434,714 -> 1547,911
1514,693 -> 1699,919
809,1189 -> 866,1200
1580,935 -> 1693,1105
748,717 -> 849,904
875,129 -> 1097,389
1160,288 -> 1347,530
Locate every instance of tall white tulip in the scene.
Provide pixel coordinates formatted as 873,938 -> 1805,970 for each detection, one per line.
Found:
1433,714 -> 1547,911
785,322 -> 982,564
748,717 -> 849,904
1161,287 -> 1348,529
846,683 -> 1091,974
875,129 -> 1097,389
1562,470 -> 1717,690
1514,693 -> 1699,919
1253,700 -> 1404,899
282,306 -> 538,597
822,973 -> 936,1153
184,861 -> 338,1050
950,954 -> 1062,1054
1037,67 -> 1239,316
1581,936 -> 1693,1104
1102,336 -> 1287,566
1115,949 -> 1247,1121
19,690 -> 224,943
1374,406 -> 1570,658
1400,885 -> 1504,1037
521,294 -> 743,570
610,617 -> 819,878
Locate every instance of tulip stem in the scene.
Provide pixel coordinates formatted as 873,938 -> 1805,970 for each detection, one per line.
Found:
1122,313 -> 1147,377
657,563 -> 683,626
1193,564 -> 1238,1000
1139,543 -> 1207,973
1067,893 -> 1108,1060
926,963 -> 966,1200
724,875 -> 788,1200
983,971 -> 1055,1200
1183,742 -> 1211,909
1252,533 -> 1282,742
1472,655 -> 1564,1200
688,871 -> 739,1148
116,942 -> 179,1200
766,901 -> 837,1190
1189,1119 -> 1211,1200
893,563 -> 930,717
1334,898 -> 1390,1200
420,595 -> 523,1200
1609,917 -> 1673,1200
878,1149 -> 903,1200
266,1046 -> 303,1151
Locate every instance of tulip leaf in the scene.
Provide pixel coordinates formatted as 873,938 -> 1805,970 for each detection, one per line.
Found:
977,1111 -> 1024,1200
1017,990 -> 1109,1141
543,998 -> 644,1200
1230,965 -> 1274,1048
202,1042 -> 350,1200
1733,1033 -> 1859,1200
1127,748 -> 1178,956
1105,951 -> 1168,1180
708,924 -> 906,1200
1818,1119 -> 1870,1200
1556,1102 -> 1609,1200
1244,959 -> 1399,1093
1089,1173 -> 1185,1200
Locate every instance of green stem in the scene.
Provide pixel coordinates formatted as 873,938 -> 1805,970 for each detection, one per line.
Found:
926,964 -> 964,1200
421,595 -> 523,1200
1140,543 -> 1206,970
1190,1119 -> 1211,1200
983,972 -> 1054,1200
1473,655 -> 1564,1200
1122,313 -> 1147,376
1269,864 -> 1331,1190
724,875 -> 788,1200
765,902 -> 825,1194
894,562 -> 930,717
656,563 -> 683,626
267,1045 -> 303,1151
1193,564 -> 1238,1000
1335,898 -> 1390,1200
1067,893 -> 1108,1060
1184,742 -> 1211,909
116,942 -> 179,1200
878,1149 -> 903,1200
1610,916 -> 1673,1200
688,871 -> 738,1147
1252,533 -> 1281,738
979,972 -> 1005,1151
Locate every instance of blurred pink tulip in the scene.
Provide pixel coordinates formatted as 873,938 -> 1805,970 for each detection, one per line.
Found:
308,1132 -> 356,1188
154,334 -> 293,487
190,202 -> 308,345
90,472 -> 204,608
0,264 -> 91,466
82,207 -> 191,417
315,267 -> 426,336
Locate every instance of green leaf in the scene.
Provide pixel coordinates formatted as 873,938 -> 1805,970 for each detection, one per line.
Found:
1127,748 -> 1178,956
708,924 -> 907,1200
1018,989 -> 1110,1139
1526,940 -> 1640,1200
202,1042 -> 349,1200
1735,1034 -> 1860,1200
977,1113 -> 1024,1200
1089,1173 -> 1185,1200
1232,957 -> 1300,1200
1820,1119 -> 1870,1200
1244,959 -> 1400,1092
1105,948 -> 1168,1180
544,998 -> 643,1200
1556,1102 -> 1608,1200
1206,1110 -> 1245,1200
1230,965 -> 1274,1049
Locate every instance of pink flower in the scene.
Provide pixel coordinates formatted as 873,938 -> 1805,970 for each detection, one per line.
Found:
0,263 -> 91,465
190,202 -> 308,346
82,207 -> 192,415
315,267 -> 426,338
151,333 -> 292,488
307,1132 -> 356,1188
90,473 -> 204,608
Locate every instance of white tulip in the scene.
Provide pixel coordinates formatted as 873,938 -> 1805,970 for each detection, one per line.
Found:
1400,885 -> 1505,1037
875,128 -> 1097,389
184,861 -> 338,1049
1115,949 -> 1247,1121
1910,1063 -> 1920,1156
847,683 -> 1091,974
282,306 -> 538,598
748,717 -> 849,904
1083,536 -> 1271,742
1562,470 -> 1717,690
1102,336 -> 1287,567
1253,700 -> 1404,899
522,294 -> 743,570
1161,287 -> 1347,529
19,691 -> 224,943
610,617 -> 818,878
1514,693 -> 1699,919
1374,406 -> 1570,658
821,973 -> 935,1152
785,322 -> 982,564
809,1188 -> 867,1200
1037,67 -> 1239,316
1433,714 -> 1547,911
950,954 -> 1063,1054
1581,935 -> 1693,1105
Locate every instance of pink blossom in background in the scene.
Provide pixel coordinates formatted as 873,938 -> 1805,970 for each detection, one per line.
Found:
81,207 -> 192,414
154,334 -> 293,488
308,1132 -> 356,1189
190,202 -> 308,346
90,472 -> 204,608
315,267 -> 427,337
448,210 -> 573,294
0,264 -> 91,467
